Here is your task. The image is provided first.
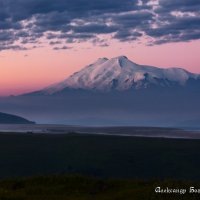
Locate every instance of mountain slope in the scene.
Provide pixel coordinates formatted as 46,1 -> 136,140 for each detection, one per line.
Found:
38,56 -> 200,95
0,112 -> 35,124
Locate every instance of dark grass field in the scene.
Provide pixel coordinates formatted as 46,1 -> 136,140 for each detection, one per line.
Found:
0,175 -> 200,200
0,132 -> 200,180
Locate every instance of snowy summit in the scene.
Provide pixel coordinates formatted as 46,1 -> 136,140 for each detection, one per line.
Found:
42,56 -> 200,94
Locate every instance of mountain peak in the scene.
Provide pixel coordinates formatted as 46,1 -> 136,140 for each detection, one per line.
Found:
111,55 -> 139,67
92,57 -> 109,65
39,56 -> 200,94
112,55 -> 128,60
97,57 -> 108,61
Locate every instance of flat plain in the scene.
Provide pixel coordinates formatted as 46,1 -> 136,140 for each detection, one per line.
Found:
0,132 -> 200,180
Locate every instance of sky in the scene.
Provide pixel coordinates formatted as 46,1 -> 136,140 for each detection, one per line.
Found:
0,0 -> 200,96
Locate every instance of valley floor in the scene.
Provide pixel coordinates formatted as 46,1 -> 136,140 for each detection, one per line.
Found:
0,124 -> 200,138
0,132 -> 200,180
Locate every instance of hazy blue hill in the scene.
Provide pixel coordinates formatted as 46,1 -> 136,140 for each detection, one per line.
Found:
0,86 -> 200,126
0,112 -> 35,124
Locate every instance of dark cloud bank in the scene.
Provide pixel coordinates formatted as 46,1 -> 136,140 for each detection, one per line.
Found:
0,0 -> 200,51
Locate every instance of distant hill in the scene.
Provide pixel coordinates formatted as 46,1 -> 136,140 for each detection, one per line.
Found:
0,112 -> 35,124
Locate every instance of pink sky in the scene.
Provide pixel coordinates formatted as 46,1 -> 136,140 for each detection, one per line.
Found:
0,40 -> 200,96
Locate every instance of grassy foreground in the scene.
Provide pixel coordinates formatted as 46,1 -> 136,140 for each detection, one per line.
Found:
0,175 -> 199,200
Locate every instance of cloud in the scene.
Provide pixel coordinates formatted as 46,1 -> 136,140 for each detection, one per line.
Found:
53,46 -> 72,50
157,0 -> 200,13
0,0 -> 199,51
49,41 -> 62,45
0,45 -> 28,51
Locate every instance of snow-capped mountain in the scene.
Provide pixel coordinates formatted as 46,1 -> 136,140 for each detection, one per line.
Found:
6,56 -> 200,126
35,56 -> 200,95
